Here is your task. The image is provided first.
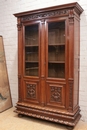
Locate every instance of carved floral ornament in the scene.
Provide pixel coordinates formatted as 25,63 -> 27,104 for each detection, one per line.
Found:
51,86 -> 62,102
17,23 -> 22,31
21,9 -> 75,22
26,83 -> 36,99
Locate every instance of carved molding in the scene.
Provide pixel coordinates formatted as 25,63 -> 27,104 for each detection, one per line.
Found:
16,106 -> 71,119
16,105 -> 80,119
26,83 -> 36,99
15,109 -> 80,126
17,102 -> 78,116
21,9 -> 68,22
51,86 -> 62,102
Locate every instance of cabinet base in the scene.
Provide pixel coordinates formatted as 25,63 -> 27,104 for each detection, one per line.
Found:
14,103 -> 81,127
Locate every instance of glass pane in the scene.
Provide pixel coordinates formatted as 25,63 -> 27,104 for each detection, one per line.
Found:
25,25 -> 38,46
48,63 -> 65,78
48,21 -> 65,78
48,45 -> 65,61
25,24 -> 39,76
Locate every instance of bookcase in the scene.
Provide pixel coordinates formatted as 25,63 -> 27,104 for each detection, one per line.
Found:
14,2 -> 83,128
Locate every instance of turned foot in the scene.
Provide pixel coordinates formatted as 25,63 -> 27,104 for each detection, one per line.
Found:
18,114 -> 24,117
66,126 -> 74,130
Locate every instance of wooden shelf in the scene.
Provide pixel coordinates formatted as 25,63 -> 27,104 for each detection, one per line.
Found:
26,67 -> 38,70
48,61 -> 65,63
25,45 -> 38,47
25,61 -> 38,63
48,43 -> 65,46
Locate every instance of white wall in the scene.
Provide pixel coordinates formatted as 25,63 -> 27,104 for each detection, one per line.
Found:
0,0 -> 87,122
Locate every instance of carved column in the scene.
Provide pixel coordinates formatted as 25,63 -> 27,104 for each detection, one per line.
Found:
67,10 -> 74,112
40,19 -> 46,106
17,18 -> 22,102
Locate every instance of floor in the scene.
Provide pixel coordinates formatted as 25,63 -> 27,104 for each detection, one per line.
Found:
0,107 -> 87,130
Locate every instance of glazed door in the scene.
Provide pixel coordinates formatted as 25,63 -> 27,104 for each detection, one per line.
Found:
24,24 -> 39,77
45,19 -> 67,109
23,22 -> 41,105
22,19 -> 67,108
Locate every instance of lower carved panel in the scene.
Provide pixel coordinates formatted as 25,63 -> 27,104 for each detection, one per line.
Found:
23,81 -> 40,104
46,83 -> 65,108
51,86 -> 62,102
68,79 -> 73,111
26,83 -> 36,99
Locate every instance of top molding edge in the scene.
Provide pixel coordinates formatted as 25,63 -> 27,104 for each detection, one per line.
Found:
13,2 -> 83,17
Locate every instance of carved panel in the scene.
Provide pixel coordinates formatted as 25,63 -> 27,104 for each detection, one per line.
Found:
69,80 -> 73,108
69,9 -> 74,18
50,86 -> 62,102
26,83 -> 36,99
21,9 -> 68,22
17,23 -> 22,31
17,18 -> 22,31
69,17 -> 74,24
18,75 -> 21,101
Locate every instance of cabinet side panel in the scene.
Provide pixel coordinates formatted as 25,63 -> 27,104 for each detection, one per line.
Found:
73,18 -> 80,108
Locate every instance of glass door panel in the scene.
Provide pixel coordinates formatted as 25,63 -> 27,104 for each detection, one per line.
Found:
48,21 -> 65,78
25,24 -> 39,76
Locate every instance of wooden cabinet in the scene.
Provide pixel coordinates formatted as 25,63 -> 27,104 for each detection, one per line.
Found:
14,2 -> 83,127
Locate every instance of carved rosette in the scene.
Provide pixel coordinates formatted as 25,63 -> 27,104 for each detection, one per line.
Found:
21,9 -> 68,22
50,86 -> 62,102
26,83 -> 36,99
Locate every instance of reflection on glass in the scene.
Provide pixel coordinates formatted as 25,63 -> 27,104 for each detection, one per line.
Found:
25,63 -> 38,76
48,22 -> 65,45
25,47 -> 38,61
25,25 -> 38,46
48,63 -> 65,78
25,24 -> 39,76
48,21 -> 65,78
48,46 -> 65,61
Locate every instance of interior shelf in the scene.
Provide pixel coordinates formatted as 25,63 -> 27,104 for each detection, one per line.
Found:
25,45 -> 38,47
48,43 -> 65,46
25,61 -> 38,63
26,67 -> 38,70
48,61 -> 65,63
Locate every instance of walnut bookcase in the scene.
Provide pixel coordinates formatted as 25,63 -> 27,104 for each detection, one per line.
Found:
14,2 -> 83,128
